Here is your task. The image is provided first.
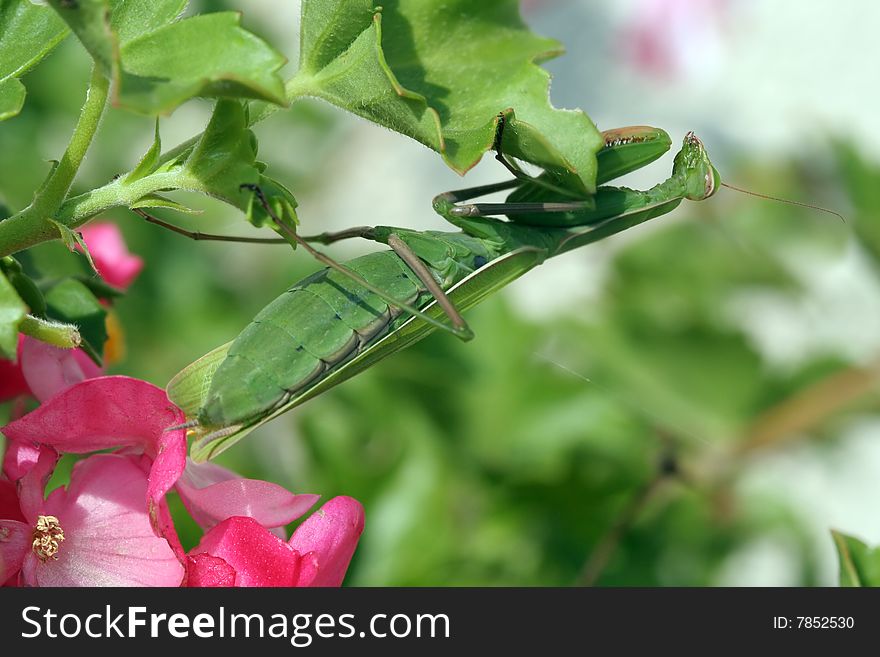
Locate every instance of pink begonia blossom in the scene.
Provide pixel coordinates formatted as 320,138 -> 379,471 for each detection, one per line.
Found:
186,496 -> 364,587
1,372 -> 366,588
621,0 -> 728,80
1,448 -> 183,586
177,459 -> 319,535
78,222 -> 144,290
1,376 -> 187,524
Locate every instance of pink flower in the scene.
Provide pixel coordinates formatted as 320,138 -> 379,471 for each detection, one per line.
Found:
621,0 -> 729,80
0,448 -> 183,586
78,222 -> 144,290
177,459 -> 319,536
186,496 -> 364,587
1,376 -> 187,524
1,374 -> 366,588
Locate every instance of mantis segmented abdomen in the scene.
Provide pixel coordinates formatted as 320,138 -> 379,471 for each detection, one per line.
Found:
199,249 -> 434,427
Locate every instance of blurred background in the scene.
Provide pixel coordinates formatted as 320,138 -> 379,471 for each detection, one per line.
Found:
2,0 -> 879,585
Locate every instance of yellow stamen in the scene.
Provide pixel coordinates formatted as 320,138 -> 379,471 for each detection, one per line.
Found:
32,515 -> 65,562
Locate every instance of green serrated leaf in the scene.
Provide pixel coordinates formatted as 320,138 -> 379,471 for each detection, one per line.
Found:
46,0 -> 186,74
0,267 -> 27,360
118,12 -> 287,114
0,0 -> 69,121
295,0 -> 600,193
109,0 -> 186,45
833,530 -> 880,587
43,278 -> 106,364
183,99 -> 297,229
47,1 -> 287,115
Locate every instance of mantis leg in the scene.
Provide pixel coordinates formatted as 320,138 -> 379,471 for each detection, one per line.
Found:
386,233 -> 471,338
491,113 -> 589,200
134,209 -> 288,244
134,209 -> 376,246
242,184 -> 475,341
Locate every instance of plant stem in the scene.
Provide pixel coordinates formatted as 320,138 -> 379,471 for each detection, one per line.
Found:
0,65 -> 109,256
0,67 -> 311,257
18,315 -> 81,349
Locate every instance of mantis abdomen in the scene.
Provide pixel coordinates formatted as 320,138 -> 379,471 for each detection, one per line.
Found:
198,250 -> 433,427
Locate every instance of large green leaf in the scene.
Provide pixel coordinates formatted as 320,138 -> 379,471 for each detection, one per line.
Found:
833,531 -> 880,587
0,266 -> 26,360
295,0 -> 601,193
47,0 -> 286,114
0,0 -> 69,121
109,0 -> 187,45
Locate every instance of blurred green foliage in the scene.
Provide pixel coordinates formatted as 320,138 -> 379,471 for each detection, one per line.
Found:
2,1 -> 879,587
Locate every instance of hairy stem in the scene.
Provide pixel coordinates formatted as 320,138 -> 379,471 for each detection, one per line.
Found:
0,71 -> 312,257
0,66 -> 109,256
18,315 -> 81,349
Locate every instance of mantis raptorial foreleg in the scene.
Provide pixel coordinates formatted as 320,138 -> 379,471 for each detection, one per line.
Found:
490,114 -> 589,200
435,130 -> 720,227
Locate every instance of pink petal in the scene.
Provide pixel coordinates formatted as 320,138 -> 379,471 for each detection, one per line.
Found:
185,554 -> 236,587
20,337 -> 103,403
1,376 -> 187,509
288,496 -> 364,587
188,516 -> 301,587
2,440 -> 41,482
16,447 -> 58,521
130,453 -> 186,560
24,454 -> 184,587
78,222 -> 144,290
177,459 -> 319,532
0,519 -> 29,583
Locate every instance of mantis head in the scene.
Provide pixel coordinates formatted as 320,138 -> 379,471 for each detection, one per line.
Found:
674,132 -> 721,201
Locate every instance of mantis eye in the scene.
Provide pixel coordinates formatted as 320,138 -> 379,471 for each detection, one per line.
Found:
704,166 -> 720,199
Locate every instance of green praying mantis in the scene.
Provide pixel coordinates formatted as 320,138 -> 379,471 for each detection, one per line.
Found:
163,122 -> 723,460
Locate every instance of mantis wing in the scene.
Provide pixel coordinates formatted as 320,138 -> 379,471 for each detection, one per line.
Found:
167,247 -> 545,461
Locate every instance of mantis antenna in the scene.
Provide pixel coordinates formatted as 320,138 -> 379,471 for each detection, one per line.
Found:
720,182 -> 846,223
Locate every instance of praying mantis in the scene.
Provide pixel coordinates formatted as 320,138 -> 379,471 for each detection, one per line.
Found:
164,123 -> 721,460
